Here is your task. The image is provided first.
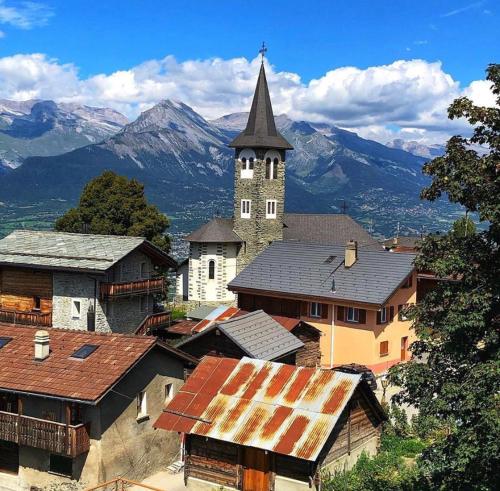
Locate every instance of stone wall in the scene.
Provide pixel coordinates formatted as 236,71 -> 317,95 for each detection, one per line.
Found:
188,242 -> 238,302
233,149 -> 286,272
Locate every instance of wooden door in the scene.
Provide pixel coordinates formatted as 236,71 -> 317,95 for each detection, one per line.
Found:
401,336 -> 408,361
243,447 -> 270,491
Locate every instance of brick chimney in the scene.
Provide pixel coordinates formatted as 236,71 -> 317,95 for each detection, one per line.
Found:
345,240 -> 358,268
34,330 -> 50,361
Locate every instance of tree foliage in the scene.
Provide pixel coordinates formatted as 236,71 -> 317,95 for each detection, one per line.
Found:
389,64 -> 500,490
55,171 -> 170,252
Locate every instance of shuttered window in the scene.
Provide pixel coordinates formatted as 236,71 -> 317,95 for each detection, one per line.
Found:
380,341 -> 389,357
376,307 -> 388,324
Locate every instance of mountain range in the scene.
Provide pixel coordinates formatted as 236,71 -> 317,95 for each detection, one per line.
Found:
0,99 -> 460,239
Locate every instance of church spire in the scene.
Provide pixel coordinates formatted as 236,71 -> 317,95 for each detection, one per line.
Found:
229,50 -> 293,150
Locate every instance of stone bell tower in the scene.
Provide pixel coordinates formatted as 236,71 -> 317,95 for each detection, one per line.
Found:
229,50 -> 293,272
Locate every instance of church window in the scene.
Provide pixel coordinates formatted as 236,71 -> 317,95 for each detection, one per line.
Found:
264,150 -> 280,179
239,149 -> 256,179
208,260 -> 215,280
265,158 -> 271,179
266,200 -> 277,219
241,199 -> 251,218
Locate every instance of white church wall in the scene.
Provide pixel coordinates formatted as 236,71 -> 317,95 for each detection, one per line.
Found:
188,242 -> 237,302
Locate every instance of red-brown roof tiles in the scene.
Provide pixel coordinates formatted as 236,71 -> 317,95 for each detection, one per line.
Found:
0,323 -> 194,403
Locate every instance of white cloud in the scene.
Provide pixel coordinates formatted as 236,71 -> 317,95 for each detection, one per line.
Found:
0,0 -> 53,29
0,52 -> 495,145
0,29 -> 5,38
441,1 -> 484,18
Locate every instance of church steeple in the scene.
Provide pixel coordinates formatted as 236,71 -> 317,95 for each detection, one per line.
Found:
229,63 -> 293,150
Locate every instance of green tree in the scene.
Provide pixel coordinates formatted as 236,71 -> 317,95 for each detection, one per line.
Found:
55,171 -> 170,252
452,215 -> 477,237
389,64 -> 500,490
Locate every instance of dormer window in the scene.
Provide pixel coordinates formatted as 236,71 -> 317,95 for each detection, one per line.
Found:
239,149 -> 256,179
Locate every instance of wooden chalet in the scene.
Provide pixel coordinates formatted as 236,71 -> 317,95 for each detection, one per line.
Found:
154,356 -> 386,491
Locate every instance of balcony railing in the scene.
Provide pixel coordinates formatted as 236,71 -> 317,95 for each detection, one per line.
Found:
100,277 -> 164,299
0,309 -> 52,327
0,410 -> 90,457
135,311 -> 172,336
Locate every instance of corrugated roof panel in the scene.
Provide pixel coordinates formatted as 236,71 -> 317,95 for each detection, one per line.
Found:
154,357 -> 366,461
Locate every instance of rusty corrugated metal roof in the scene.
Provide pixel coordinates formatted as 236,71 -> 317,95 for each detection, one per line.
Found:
154,356 -> 361,461
192,306 -> 241,333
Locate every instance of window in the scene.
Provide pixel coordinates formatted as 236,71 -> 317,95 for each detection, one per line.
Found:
380,341 -> 389,357
310,302 -> 321,318
239,149 -> 256,178
33,296 -> 41,311
50,454 -> 73,477
140,262 -> 147,278
264,150 -> 280,179
71,344 -> 99,359
165,383 -> 174,403
208,260 -> 215,280
347,307 -> 359,323
71,299 -> 81,319
137,391 -> 148,419
0,337 -> 12,349
140,296 -> 147,313
377,307 -> 388,324
241,199 -> 251,218
266,200 -> 277,219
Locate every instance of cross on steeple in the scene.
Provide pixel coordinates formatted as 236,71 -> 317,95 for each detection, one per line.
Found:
259,42 -> 267,64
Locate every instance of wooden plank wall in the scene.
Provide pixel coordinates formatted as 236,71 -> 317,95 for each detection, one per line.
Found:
0,268 -> 52,312
293,323 -> 322,367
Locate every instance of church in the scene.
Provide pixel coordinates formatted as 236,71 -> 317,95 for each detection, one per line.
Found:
177,58 -> 376,303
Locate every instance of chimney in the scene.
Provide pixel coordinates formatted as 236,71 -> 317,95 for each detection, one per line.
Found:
34,330 -> 50,361
345,240 -> 358,268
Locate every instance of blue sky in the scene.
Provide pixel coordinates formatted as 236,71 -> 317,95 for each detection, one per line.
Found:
0,0 -> 498,143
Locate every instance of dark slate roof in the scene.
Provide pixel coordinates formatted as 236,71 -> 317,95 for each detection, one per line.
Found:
185,218 -> 242,243
228,241 -> 416,306
229,64 -> 293,150
177,310 -> 303,361
283,214 -> 380,250
0,230 -> 176,273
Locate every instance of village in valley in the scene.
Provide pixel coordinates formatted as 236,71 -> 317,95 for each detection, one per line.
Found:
0,2 -> 498,491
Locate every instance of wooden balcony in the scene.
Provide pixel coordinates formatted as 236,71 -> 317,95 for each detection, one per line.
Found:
135,311 -> 172,336
0,410 -> 90,457
100,277 -> 164,299
0,309 -> 52,327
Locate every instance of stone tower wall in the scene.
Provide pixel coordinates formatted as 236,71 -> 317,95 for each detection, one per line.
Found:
233,149 -> 286,272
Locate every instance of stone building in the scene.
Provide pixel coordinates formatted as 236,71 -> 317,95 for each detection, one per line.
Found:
0,230 -> 176,334
180,60 -> 376,303
0,324 -> 197,490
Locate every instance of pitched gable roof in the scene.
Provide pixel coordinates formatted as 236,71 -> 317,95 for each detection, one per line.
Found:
185,218 -> 242,243
154,356 -> 384,461
177,310 -> 304,360
228,241 -> 415,306
0,324 -> 196,403
0,230 -> 176,273
229,64 -> 293,150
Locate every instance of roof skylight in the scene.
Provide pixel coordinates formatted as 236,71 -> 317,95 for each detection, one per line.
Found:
0,337 -> 12,349
71,344 -> 99,359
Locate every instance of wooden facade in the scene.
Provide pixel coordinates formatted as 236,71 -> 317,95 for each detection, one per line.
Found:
292,322 -> 322,367
182,385 -> 383,490
100,277 -> 164,299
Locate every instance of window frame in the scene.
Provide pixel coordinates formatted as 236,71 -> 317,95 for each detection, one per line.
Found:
136,390 -> 148,420
347,307 -> 359,323
310,302 -> 321,318
241,199 -> 251,218
380,307 -> 387,324
266,199 -> 277,219
380,340 -> 389,357
71,299 -> 82,319
239,149 -> 256,179
208,259 -> 215,280
165,383 -> 174,403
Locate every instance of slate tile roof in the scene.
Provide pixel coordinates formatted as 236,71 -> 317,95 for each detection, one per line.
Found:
177,310 -> 304,361
185,218 -> 243,243
229,241 -> 415,306
0,230 -> 175,273
154,356 -> 384,461
0,324 -> 195,403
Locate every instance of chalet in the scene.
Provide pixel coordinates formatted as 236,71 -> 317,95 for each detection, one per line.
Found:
154,356 -> 386,491
178,58 -> 379,304
0,230 -> 176,334
176,310 -> 321,367
229,240 -> 417,374
0,324 -> 197,490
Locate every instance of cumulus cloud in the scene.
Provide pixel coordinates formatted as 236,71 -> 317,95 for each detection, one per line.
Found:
0,1 -> 53,29
0,52 -> 495,145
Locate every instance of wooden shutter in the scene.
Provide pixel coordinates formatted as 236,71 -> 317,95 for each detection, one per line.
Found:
337,306 -> 345,321
389,306 -> 395,321
379,341 -> 389,357
359,309 -> 366,324
301,301 -> 308,317
376,310 -> 382,325
320,303 -> 329,319
398,304 -> 403,321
